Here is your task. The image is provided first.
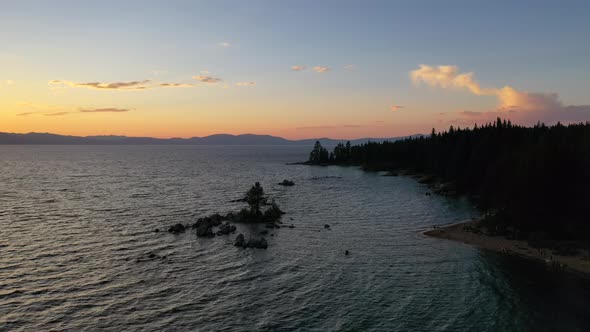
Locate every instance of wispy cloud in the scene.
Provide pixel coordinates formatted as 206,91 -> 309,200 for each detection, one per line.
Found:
411,64 -> 590,125
236,81 -> 256,87
291,65 -> 306,71
15,103 -> 132,117
193,75 -> 222,84
50,80 -> 151,90
45,112 -> 71,116
344,64 -> 357,70
159,83 -> 193,88
390,105 -> 404,111
218,42 -> 231,47
312,66 -> 330,73
79,108 -> 131,113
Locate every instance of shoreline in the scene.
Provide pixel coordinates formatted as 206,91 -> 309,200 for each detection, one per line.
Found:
423,220 -> 590,278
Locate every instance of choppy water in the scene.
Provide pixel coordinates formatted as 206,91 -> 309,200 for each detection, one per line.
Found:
1,145 -> 589,331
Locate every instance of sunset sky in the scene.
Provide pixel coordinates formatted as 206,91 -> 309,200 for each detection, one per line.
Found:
1,0 -> 589,139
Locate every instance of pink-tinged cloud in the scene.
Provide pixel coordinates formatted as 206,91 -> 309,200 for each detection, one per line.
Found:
193,75 -> 222,84
312,66 -> 330,73
410,64 -> 590,125
291,65 -> 305,71
390,105 -> 404,111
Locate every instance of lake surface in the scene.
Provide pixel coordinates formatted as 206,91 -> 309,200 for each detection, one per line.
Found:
1,145 -> 589,331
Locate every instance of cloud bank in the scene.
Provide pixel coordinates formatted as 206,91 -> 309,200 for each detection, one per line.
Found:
410,64 -> 590,124
291,65 -> 305,71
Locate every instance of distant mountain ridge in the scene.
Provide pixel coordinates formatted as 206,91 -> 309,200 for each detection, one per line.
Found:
0,132 -> 420,145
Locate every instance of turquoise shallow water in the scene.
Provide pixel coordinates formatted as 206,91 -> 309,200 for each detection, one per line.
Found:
0,145 -> 589,331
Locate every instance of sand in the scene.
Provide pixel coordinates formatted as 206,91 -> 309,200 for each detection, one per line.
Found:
423,220 -> 590,277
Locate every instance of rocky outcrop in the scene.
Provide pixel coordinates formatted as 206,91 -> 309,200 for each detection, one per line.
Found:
278,179 -> 295,186
194,215 -> 225,237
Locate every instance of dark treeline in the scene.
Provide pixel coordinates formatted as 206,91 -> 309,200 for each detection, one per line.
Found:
308,118 -> 590,240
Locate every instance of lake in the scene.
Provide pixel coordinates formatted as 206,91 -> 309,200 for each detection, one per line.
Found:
1,145 -> 589,331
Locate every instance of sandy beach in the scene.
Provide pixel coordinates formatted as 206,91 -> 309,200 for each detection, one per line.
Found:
424,220 -> 590,277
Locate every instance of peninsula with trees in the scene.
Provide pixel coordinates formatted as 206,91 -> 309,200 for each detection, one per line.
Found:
305,118 -> 590,275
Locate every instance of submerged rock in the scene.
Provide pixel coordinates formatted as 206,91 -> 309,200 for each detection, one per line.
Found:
234,234 -> 246,247
246,237 -> 268,249
168,223 -> 186,234
324,224 -> 331,229
278,179 -> 295,186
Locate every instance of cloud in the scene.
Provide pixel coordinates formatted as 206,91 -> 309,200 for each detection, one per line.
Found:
50,80 -> 151,90
159,83 -> 193,88
193,75 -> 222,84
390,105 -> 404,111
79,108 -> 130,113
45,112 -> 71,116
344,64 -> 357,70
218,42 -> 230,47
236,81 -> 256,87
15,103 -> 132,117
291,65 -> 305,71
313,66 -> 330,73
410,64 -> 590,125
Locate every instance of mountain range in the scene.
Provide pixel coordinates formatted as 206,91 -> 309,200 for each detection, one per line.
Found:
0,132 -> 419,146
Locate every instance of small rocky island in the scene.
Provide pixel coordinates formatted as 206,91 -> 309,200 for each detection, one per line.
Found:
164,182 -> 287,249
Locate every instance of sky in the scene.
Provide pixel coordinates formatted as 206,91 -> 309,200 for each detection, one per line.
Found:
1,0 -> 589,139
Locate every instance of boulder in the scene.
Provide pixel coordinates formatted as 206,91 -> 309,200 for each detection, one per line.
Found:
196,223 -> 214,237
234,234 -> 246,247
217,222 -> 237,235
324,224 -> 331,229
168,223 -> 186,234
246,237 -> 268,249
209,213 -> 223,225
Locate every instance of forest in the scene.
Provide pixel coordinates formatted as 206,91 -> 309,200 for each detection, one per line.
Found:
308,118 -> 590,241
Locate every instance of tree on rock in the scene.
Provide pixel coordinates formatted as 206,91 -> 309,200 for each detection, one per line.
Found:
245,182 -> 267,216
